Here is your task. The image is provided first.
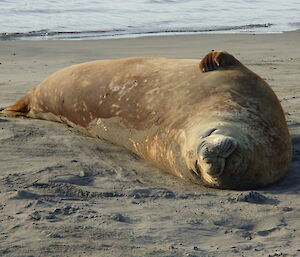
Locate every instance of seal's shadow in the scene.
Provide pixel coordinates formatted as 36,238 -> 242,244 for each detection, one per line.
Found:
265,128 -> 300,194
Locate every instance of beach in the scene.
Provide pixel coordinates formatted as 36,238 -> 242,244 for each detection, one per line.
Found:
0,31 -> 300,257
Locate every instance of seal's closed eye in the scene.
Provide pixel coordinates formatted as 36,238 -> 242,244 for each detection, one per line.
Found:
200,128 -> 217,139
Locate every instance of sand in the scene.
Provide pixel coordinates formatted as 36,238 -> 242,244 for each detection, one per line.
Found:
0,31 -> 300,257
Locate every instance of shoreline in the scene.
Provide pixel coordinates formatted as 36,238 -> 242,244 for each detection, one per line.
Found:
1,27 -> 299,41
0,31 -> 300,256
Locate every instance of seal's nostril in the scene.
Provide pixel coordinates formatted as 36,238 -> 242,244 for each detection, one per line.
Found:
217,137 -> 238,158
198,135 -> 238,177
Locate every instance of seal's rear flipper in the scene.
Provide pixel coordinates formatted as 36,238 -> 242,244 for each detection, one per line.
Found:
199,50 -> 242,73
1,98 -> 29,117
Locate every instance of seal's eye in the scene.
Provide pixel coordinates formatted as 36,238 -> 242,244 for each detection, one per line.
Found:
200,128 -> 217,139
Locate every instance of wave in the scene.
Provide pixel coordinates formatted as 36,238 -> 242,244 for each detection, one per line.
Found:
0,23 -> 273,41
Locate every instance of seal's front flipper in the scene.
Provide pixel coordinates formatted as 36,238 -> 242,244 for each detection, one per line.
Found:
1,98 -> 29,117
199,50 -> 242,73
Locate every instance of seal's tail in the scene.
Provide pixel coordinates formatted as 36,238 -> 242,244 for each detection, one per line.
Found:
1,97 -> 29,117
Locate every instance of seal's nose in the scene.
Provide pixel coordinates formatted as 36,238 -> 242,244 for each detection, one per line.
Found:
197,135 -> 238,177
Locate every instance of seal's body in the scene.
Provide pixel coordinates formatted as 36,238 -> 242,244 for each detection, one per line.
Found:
3,51 -> 292,189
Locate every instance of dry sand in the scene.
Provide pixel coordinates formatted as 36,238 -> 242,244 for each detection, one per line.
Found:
0,31 -> 300,257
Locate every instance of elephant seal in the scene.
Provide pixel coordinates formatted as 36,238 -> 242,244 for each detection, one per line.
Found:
2,51 -> 292,189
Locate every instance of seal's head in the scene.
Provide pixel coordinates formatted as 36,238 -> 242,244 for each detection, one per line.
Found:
189,123 -> 291,190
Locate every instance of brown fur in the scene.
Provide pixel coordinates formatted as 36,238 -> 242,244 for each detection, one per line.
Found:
2,51 -> 292,189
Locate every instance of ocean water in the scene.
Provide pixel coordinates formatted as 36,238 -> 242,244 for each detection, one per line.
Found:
0,0 -> 300,40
